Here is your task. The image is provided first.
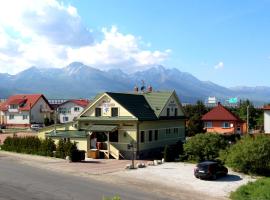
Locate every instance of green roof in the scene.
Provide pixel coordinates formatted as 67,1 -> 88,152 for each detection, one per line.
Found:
78,116 -> 137,121
142,91 -> 174,117
46,130 -> 87,138
107,92 -> 157,121
87,125 -> 118,132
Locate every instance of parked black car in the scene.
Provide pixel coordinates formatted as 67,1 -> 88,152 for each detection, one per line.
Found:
194,161 -> 228,180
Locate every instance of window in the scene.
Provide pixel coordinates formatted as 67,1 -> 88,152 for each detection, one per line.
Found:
9,114 -> 14,120
174,128 -> 178,134
74,107 -> 80,112
63,116 -> 69,122
95,107 -> 101,117
167,108 -> 170,116
23,115 -> 28,120
140,131 -> 145,143
148,130 -> 152,142
10,104 -> 18,109
166,128 -> 171,135
204,121 -> 212,128
222,122 -> 230,128
111,107 -> 118,117
174,108 -> 178,116
154,130 -> 158,140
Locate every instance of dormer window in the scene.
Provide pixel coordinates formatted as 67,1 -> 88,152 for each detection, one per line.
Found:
174,108 -> 178,116
95,107 -> 101,117
111,107 -> 118,117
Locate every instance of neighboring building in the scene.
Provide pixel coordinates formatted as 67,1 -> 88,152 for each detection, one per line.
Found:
263,105 -> 270,133
0,94 -> 53,128
60,90 -> 185,160
202,102 -> 246,135
57,99 -> 89,123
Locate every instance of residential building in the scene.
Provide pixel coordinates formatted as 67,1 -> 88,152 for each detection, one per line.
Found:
0,94 -> 53,128
49,90 -> 185,160
202,102 -> 246,135
57,99 -> 89,123
263,105 -> 270,133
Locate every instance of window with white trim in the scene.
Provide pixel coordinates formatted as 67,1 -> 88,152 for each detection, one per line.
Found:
74,107 -> 80,112
222,122 -> 230,128
23,115 -> 28,120
204,121 -> 213,128
9,114 -> 14,120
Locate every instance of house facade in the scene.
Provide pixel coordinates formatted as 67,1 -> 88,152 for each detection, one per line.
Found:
57,99 -> 89,123
68,90 -> 186,159
263,106 -> 270,133
0,94 -> 53,128
202,102 -> 246,135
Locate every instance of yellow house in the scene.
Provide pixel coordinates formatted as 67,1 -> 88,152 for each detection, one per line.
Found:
75,90 -> 186,159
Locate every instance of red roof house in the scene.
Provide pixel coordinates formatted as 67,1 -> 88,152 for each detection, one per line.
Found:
202,102 -> 246,135
0,94 -> 53,128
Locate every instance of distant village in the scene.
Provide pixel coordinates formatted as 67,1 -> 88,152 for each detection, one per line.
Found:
0,85 -> 269,160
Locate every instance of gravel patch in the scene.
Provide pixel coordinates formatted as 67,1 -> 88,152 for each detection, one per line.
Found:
113,162 -> 257,199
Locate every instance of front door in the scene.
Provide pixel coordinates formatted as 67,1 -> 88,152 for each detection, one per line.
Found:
109,130 -> 118,142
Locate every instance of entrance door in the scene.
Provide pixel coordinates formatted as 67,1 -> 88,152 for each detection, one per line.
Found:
109,130 -> 118,142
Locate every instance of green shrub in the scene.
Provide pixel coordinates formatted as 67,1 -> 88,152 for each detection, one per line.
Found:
184,133 -> 228,162
103,195 -> 121,200
220,135 -> 270,175
1,136 -> 56,157
163,141 -> 183,162
55,139 -> 66,158
230,178 -> 270,200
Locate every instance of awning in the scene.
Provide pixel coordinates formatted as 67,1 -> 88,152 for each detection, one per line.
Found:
87,125 -> 118,132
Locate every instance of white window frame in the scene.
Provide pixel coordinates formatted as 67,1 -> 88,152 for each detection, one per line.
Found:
222,122 -> 230,128
23,115 -> 28,120
204,121 -> 213,128
9,114 -> 14,120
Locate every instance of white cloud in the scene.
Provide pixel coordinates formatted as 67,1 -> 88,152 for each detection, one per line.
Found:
214,61 -> 224,70
0,0 -> 170,74
67,26 -> 170,72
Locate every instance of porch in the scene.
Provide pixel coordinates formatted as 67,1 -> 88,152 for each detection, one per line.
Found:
88,125 -> 125,160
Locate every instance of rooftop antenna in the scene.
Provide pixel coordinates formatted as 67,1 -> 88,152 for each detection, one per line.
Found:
140,80 -> 145,92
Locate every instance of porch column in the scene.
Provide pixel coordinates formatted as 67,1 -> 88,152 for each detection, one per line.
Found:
107,132 -> 110,159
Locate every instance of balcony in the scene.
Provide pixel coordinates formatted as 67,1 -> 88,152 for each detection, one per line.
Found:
8,108 -> 19,113
40,108 -> 52,113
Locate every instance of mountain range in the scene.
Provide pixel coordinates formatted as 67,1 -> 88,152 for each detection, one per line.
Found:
0,62 -> 269,105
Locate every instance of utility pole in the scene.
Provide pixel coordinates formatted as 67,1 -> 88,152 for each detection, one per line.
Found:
54,109 -> 57,135
247,105 -> 249,134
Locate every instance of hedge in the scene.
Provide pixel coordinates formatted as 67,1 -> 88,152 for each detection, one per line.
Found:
220,135 -> 270,175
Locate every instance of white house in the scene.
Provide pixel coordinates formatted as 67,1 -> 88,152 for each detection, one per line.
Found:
263,106 -> 270,133
0,94 -> 52,128
57,99 -> 89,123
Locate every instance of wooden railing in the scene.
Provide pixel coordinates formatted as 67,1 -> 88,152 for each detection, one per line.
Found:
109,143 -> 120,160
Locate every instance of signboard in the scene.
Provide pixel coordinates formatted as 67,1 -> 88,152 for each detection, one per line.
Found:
228,97 -> 238,104
207,97 -> 217,104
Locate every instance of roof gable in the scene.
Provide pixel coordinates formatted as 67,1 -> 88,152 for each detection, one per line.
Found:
143,91 -> 174,117
0,94 -> 51,111
202,103 -> 243,121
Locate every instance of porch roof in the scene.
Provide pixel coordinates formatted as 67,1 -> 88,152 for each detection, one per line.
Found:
87,125 -> 118,132
46,130 -> 87,138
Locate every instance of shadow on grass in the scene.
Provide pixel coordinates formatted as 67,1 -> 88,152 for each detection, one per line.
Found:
216,174 -> 242,182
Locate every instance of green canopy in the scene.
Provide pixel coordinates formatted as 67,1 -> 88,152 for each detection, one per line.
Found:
87,125 -> 118,132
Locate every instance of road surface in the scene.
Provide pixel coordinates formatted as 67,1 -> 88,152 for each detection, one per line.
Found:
0,154 -> 167,200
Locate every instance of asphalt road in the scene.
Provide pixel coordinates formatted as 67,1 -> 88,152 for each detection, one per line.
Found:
0,155 -> 168,200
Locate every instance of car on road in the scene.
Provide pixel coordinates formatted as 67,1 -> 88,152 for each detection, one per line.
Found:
30,124 -> 43,131
194,161 -> 228,180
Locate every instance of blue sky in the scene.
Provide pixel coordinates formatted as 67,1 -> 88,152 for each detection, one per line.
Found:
0,0 -> 269,87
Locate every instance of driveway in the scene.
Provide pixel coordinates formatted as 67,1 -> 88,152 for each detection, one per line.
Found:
0,151 -> 256,200
113,162 -> 257,199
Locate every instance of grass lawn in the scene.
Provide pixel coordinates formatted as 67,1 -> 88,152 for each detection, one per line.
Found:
230,177 -> 270,200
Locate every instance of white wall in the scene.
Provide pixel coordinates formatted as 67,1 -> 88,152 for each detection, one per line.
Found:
58,102 -> 85,123
6,111 -> 30,124
264,110 -> 270,133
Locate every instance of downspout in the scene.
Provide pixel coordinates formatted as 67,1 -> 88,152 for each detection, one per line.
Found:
136,121 -> 140,159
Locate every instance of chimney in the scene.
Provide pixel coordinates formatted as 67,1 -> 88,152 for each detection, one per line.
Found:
147,85 -> 153,92
218,102 -> 221,105
134,85 -> 139,93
